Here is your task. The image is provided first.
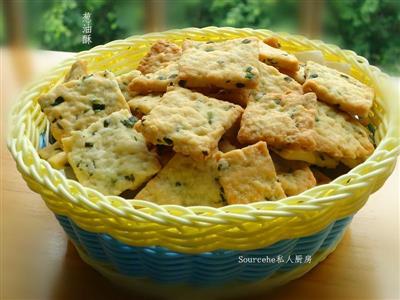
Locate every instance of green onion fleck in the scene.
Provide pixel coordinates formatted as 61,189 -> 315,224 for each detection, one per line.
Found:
163,137 -> 173,145
207,111 -> 213,125
245,73 -> 255,80
51,96 -> 64,106
124,174 -> 135,181
92,101 -> 105,111
121,116 -> 138,128
283,76 -> 292,82
367,123 -> 375,135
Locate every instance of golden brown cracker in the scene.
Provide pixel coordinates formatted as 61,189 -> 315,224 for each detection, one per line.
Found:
303,61 -> 374,117
238,92 -> 317,150
216,141 -> 285,204
271,153 -> 316,196
178,38 -> 260,89
135,154 -> 224,207
137,40 -> 182,74
39,70 -> 129,142
135,87 -> 243,160
63,110 -> 160,195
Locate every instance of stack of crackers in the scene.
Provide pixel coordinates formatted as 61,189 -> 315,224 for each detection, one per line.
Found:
37,37 -> 375,206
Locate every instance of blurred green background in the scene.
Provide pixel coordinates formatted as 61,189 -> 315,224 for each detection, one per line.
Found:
1,0 -> 399,74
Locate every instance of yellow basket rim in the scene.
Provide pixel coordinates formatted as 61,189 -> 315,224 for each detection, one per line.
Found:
7,27 -> 400,253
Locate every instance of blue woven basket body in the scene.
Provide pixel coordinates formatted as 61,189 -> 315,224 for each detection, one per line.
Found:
56,214 -> 352,285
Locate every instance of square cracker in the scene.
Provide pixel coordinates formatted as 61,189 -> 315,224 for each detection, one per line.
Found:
62,110 -> 160,196
250,62 -> 303,101
312,101 -> 374,160
178,38 -> 260,89
137,40 -> 182,75
128,62 -> 179,94
271,153 -> 316,196
135,87 -> 243,160
135,154 -> 225,207
273,101 -> 375,167
303,61 -> 374,117
238,92 -> 317,150
39,70 -> 129,142
259,41 -> 299,72
215,141 -> 286,204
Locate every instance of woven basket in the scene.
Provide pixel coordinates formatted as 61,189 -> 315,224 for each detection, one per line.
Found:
8,27 -> 399,297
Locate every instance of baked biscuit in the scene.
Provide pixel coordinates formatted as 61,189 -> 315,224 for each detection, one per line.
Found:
135,154 -> 224,207
273,102 -> 374,167
135,87 -> 243,160
129,62 -> 179,94
62,110 -> 160,195
128,94 -> 162,116
215,141 -> 285,204
250,62 -> 303,101
259,41 -> 299,72
38,141 -> 68,169
137,40 -> 182,75
238,92 -> 317,150
178,38 -> 260,89
263,36 -> 281,49
303,61 -> 374,117
64,60 -> 88,82
312,101 -> 374,160
272,148 -> 339,168
283,63 -> 306,84
39,70 -> 129,142
271,153 -> 316,196
116,70 -> 141,101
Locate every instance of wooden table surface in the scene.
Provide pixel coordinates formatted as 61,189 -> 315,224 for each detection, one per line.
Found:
1,48 -> 399,300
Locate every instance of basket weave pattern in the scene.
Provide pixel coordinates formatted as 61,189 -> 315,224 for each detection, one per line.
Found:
8,27 -> 400,254
55,214 -> 352,285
